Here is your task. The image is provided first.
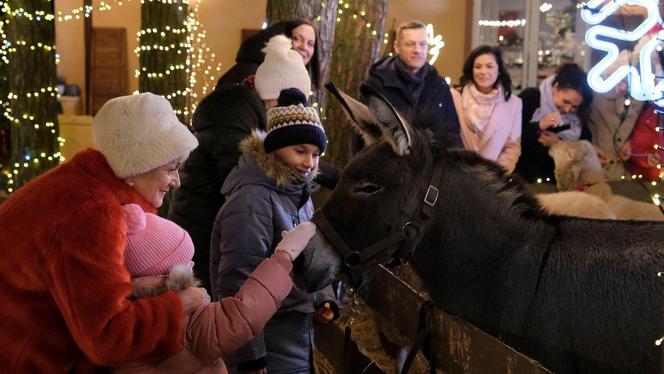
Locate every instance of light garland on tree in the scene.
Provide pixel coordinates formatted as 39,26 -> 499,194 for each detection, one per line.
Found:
135,0 -> 221,123
183,0 -> 221,116
1,0 -> 63,194
334,0 -> 390,45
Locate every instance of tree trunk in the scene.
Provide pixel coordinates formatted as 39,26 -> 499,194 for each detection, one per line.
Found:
139,0 -> 188,123
324,0 -> 387,167
4,0 -> 60,193
266,0 -> 338,111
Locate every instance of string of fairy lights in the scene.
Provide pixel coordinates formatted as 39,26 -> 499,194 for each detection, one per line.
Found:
1,0 -> 222,194
1,0 -> 65,193
133,0 -> 221,122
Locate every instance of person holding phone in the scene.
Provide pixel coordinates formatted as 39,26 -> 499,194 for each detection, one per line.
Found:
514,63 -> 594,183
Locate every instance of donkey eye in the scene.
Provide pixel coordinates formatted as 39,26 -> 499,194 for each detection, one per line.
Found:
353,183 -> 382,195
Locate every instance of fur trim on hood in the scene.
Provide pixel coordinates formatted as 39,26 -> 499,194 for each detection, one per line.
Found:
131,264 -> 201,298
240,130 -> 318,187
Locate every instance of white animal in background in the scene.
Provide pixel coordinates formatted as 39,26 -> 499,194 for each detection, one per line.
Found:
536,191 -> 616,219
549,140 -> 664,221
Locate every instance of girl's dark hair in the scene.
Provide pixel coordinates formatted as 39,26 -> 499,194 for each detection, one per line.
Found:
284,18 -> 321,90
553,62 -> 593,116
460,45 -> 512,100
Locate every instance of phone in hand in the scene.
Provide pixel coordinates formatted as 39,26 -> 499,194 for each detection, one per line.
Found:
547,123 -> 571,134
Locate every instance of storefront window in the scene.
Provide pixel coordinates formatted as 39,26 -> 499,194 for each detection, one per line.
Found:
472,0 -> 590,92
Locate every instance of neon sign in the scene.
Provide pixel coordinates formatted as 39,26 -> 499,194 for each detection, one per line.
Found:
426,23 -> 445,65
581,0 -> 664,104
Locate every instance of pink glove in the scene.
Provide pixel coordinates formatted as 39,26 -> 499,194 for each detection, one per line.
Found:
275,222 -> 316,261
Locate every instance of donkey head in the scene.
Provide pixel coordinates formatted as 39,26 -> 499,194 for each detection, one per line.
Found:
295,83 -> 435,292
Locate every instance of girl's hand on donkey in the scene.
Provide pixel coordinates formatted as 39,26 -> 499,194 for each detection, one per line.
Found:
314,302 -> 335,324
275,222 -> 316,261
177,286 -> 209,314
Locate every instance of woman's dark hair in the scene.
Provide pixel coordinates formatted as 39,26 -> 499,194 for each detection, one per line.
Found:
215,18 -> 321,90
460,45 -> 512,100
553,62 -> 593,116
284,18 -> 321,90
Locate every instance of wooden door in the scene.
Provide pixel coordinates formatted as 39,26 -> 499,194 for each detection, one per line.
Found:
90,27 -> 127,115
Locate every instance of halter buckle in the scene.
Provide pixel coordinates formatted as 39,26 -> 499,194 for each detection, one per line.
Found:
423,185 -> 439,207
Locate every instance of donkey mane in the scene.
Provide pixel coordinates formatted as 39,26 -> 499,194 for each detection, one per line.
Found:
441,147 -> 549,221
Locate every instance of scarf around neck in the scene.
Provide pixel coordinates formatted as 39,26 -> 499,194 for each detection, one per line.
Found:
395,57 -> 428,104
530,75 -> 582,141
462,83 -> 503,133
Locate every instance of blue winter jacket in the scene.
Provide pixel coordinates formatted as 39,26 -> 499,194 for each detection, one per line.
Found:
210,132 -> 335,374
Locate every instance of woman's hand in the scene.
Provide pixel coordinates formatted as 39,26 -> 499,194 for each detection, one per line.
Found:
538,131 -> 559,147
647,152 -> 661,167
539,112 -> 562,130
618,141 -> 631,161
594,145 -> 610,164
177,286 -> 209,314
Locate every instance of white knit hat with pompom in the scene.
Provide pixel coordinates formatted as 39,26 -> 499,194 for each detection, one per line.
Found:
255,35 -> 311,100
92,92 -> 198,178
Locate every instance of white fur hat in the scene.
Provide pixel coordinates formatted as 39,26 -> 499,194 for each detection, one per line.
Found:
92,93 -> 198,178
255,35 -> 311,100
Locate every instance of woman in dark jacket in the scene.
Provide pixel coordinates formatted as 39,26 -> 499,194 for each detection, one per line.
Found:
515,63 -> 594,183
217,18 -> 321,91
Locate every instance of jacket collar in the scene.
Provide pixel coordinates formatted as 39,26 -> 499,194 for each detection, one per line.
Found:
239,131 -> 317,187
371,56 -> 442,105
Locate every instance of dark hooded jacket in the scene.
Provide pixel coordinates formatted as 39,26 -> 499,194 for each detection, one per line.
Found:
216,22 -> 287,88
210,132 -> 336,374
168,81 -> 340,291
359,55 -> 463,150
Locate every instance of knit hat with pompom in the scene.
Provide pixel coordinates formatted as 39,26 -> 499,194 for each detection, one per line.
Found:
121,203 -> 194,277
254,35 -> 311,100
264,88 -> 327,153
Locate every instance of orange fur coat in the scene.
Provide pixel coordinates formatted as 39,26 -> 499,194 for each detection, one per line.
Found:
0,149 -> 185,372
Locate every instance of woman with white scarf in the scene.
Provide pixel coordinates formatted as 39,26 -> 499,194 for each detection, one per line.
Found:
454,46 -> 522,174
514,63 -> 594,183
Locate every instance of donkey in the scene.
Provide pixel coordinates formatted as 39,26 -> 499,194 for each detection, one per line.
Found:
297,83 -> 664,374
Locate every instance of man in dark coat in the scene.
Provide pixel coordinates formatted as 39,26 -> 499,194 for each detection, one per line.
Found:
358,20 -> 462,151
169,36 -> 340,291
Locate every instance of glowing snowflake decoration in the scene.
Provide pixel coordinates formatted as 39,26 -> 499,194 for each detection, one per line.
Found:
581,0 -> 664,104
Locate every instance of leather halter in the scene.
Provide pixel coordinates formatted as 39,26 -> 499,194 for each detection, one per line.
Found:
311,157 -> 444,284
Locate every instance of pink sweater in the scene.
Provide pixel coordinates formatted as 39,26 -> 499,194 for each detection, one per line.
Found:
115,254 -> 294,374
452,88 -> 523,173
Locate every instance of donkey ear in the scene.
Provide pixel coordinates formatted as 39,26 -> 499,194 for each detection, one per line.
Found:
325,82 -> 382,146
360,84 -> 413,156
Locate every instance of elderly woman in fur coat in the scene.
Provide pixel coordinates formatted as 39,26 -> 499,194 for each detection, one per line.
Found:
0,93 -> 208,372
114,204 -> 314,373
